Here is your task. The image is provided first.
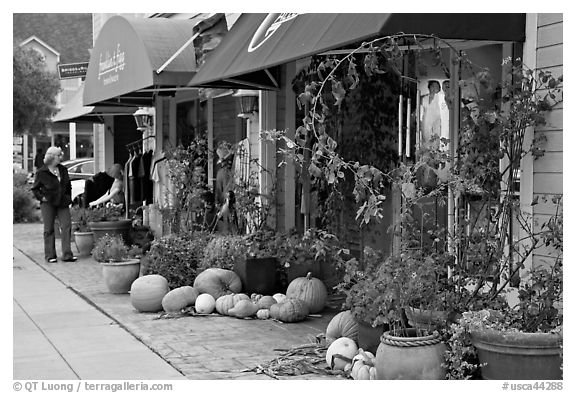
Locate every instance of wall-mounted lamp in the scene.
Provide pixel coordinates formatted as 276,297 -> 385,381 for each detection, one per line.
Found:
132,107 -> 154,132
233,90 -> 259,119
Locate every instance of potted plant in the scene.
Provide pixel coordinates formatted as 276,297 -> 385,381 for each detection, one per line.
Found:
235,229 -> 279,295
92,234 -> 141,294
70,206 -> 95,256
88,202 -> 132,244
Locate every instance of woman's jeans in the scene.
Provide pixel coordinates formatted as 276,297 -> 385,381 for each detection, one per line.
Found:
40,202 -> 73,260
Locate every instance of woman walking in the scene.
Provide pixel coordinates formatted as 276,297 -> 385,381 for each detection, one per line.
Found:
31,146 -> 77,263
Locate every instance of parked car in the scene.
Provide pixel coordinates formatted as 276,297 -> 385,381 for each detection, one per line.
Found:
62,158 -> 94,202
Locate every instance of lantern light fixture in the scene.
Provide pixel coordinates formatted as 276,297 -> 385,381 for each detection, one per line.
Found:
133,107 -> 154,132
233,89 -> 259,118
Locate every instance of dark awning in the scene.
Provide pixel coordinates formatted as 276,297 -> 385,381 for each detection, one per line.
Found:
83,16 -> 199,106
53,84 -> 135,123
188,13 -> 526,90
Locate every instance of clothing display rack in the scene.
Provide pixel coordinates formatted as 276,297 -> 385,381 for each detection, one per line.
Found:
126,135 -> 154,150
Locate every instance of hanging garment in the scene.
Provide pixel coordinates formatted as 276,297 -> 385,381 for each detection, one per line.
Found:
138,150 -> 154,205
124,153 -> 134,214
130,153 -> 142,203
151,152 -> 168,208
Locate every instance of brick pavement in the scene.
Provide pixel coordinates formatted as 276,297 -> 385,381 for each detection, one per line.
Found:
13,223 -> 344,380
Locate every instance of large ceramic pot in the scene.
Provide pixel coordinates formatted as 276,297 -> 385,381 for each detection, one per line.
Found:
375,328 -> 447,379
101,259 -> 141,294
74,231 -> 94,256
471,328 -> 562,380
356,318 -> 387,355
234,257 -> 278,295
89,219 -> 132,244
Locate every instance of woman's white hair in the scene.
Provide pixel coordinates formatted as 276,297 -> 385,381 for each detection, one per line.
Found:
43,147 -> 62,165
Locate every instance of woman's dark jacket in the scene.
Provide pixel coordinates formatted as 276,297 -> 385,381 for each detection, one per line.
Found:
31,165 -> 72,207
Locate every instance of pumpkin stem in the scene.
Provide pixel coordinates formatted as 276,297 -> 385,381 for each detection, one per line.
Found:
306,272 -> 312,280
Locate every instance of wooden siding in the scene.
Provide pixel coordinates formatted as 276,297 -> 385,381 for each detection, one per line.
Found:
533,14 -> 563,267
213,95 -> 240,144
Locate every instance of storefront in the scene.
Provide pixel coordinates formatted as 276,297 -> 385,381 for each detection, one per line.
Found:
187,13 -> 527,253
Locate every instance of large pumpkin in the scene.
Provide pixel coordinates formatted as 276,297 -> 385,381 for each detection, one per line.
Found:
268,298 -> 309,323
215,294 -> 236,315
195,293 -> 216,314
326,310 -> 359,343
193,268 -> 242,299
130,275 -> 170,312
286,272 -> 327,313
162,286 -> 199,312
326,337 -> 358,370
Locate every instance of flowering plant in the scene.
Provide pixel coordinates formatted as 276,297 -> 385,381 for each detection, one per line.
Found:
89,202 -> 124,222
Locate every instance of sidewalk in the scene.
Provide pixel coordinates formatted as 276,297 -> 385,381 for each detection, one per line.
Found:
13,223 -> 341,380
13,246 -> 186,380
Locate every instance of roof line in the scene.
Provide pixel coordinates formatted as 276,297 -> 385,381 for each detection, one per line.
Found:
19,35 -> 61,57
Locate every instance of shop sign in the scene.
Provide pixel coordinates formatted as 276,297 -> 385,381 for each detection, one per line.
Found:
58,62 -> 89,79
97,44 -> 126,86
248,13 -> 299,53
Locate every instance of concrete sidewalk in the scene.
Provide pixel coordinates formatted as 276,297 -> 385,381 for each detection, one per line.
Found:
13,246 -> 186,380
13,223 -> 342,380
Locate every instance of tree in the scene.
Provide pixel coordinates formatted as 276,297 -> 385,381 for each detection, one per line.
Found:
13,45 -> 61,136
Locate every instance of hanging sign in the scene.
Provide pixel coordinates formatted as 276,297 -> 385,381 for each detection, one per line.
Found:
58,62 -> 89,79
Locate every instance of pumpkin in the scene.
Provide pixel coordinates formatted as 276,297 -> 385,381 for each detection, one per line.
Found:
272,293 -> 287,303
286,272 -> 327,313
256,309 -> 270,319
130,275 -> 170,312
325,310 -> 359,343
228,299 -> 258,318
326,337 -> 358,370
256,295 -> 277,310
215,294 -> 235,315
195,293 -> 216,314
193,268 -> 242,299
162,286 -> 199,312
268,298 -> 309,323
251,293 -> 263,303
233,293 -> 250,305
350,349 -> 377,380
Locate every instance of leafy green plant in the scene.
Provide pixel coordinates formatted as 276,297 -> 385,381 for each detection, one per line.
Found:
141,232 -> 210,288
70,206 -> 98,232
89,202 -> 124,222
200,234 -> 248,270
162,137 -> 209,234
13,187 -> 38,223
92,234 -> 129,262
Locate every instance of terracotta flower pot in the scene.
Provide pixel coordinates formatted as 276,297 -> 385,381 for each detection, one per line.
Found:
73,231 -> 94,256
101,259 -> 141,294
375,328 -> 447,379
89,219 -> 132,244
471,328 -> 562,380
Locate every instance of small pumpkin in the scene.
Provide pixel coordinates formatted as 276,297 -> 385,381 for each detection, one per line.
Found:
272,293 -> 287,303
215,294 -> 235,315
228,299 -> 258,318
326,337 -> 358,371
325,310 -> 359,343
350,349 -> 377,380
193,268 -> 242,299
268,298 -> 309,323
256,309 -> 270,319
286,272 -> 327,313
251,293 -> 263,303
162,286 -> 199,312
233,293 -> 250,305
195,293 -> 216,314
256,295 -> 277,310
130,274 -> 170,313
